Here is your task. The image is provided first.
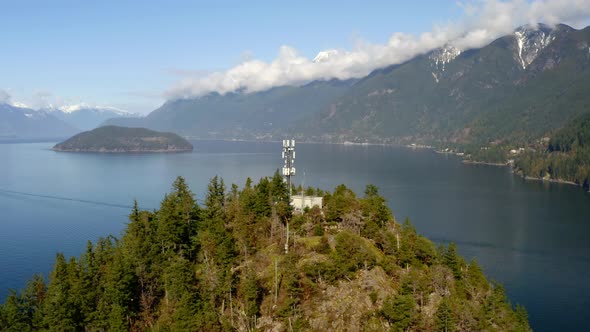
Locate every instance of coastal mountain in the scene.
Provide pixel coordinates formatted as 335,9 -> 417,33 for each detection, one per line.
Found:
0,103 -> 133,139
107,23 -> 590,147
53,126 -> 193,153
0,103 -> 78,139
105,79 -> 356,140
307,23 -> 590,145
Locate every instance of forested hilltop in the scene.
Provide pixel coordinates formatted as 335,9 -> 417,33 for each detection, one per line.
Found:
0,174 -> 530,331
53,126 -> 193,153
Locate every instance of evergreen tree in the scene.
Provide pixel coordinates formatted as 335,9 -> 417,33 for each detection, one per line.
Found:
41,253 -> 77,331
204,175 -> 226,220
155,176 -> 199,258
0,290 -> 32,332
362,184 -> 392,226
435,298 -> 455,332
241,267 -> 261,320
197,176 -> 236,318
75,241 -> 101,327
397,219 -> 418,267
21,274 -> 46,330
253,177 -> 272,217
323,184 -> 358,223
107,303 -> 128,332
514,304 -> 532,332
443,243 -> 463,279
381,294 -> 416,331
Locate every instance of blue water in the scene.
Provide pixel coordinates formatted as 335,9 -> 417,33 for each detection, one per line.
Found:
1,140 -> 589,331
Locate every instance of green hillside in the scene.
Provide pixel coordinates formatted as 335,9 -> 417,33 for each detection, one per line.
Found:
0,175 -> 530,331
307,24 -> 590,146
513,112 -> 590,188
53,125 -> 193,153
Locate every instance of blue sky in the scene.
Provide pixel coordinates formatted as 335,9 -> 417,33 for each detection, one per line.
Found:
1,1 -> 589,114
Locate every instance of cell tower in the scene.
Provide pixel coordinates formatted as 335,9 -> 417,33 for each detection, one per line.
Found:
282,139 -> 296,254
282,139 -> 296,197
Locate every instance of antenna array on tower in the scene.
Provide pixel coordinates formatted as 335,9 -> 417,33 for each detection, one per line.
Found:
282,139 -> 296,196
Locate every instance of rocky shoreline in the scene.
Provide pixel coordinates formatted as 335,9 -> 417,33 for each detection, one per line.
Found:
463,158 -> 583,188
461,160 -> 508,167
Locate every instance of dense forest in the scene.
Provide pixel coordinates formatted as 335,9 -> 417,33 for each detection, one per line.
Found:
0,173 -> 530,331
513,113 -> 590,189
456,112 -> 590,190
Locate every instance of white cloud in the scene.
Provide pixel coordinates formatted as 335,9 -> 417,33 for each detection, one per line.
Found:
0,89 -> 10,104
29,90 -> 67,110
166,0 -> 590,99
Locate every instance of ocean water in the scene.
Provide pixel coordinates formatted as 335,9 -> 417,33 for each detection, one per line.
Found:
1,140 -> 589,331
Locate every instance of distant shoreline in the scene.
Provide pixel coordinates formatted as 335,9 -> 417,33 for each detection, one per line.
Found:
521,174 -> 579,187
462,160 -> 507,167
5,137 -> 586,189
461,158 -> 584,188
0,137 -> 67,144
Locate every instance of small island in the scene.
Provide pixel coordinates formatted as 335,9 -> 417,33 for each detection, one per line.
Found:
53,125 -> 193,153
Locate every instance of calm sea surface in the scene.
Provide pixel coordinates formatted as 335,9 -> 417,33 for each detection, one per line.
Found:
1,140 -> 589,331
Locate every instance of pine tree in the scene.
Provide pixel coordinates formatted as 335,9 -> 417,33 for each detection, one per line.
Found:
41,253 -> 77,331
0,290 -> 32,332
381,294 -> 416,331
435,298 -> 455,332
443,243 -> 462,279
156,177 -> 199,258
241,267 -> 261,320
197,176 -> 236,317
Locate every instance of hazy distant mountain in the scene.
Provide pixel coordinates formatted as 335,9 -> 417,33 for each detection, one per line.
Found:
106,79 -> 356,139
45,105 -> 133,131
108,24 -> 590,146
0,103 -> 78,139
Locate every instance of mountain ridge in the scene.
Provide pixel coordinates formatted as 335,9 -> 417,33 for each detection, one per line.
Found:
102,23 -> 590,147
48,106 -> 134,131
0,103 -> 78,139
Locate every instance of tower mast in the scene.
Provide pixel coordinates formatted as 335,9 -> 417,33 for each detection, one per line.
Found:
282,139 -> 296,197
282,139 -> 295,254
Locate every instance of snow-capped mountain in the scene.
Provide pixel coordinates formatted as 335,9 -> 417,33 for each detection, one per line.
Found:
0,103 -> 77,139
513,23 -> 560,69
428,44 -> 462,83
44,104 -> 134,131
0,99 -> 137,137
426,24 -> 564,83
429,44 -> 462,72
58,104 -> 129,115
313,50 -> 340,63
